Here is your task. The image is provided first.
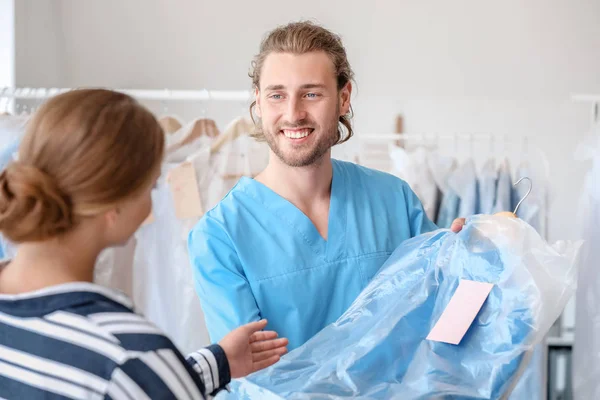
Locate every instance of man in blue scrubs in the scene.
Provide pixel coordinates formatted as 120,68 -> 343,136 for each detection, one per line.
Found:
188,21 -> 465,350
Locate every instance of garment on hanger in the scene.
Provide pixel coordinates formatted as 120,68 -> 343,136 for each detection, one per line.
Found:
493,158 -> 512,214
93,239 -> 137,299
166,134 -> 214,164
428,151 -> 457,227
356,141 -> 394,173
132,165 -> 210,354
477,158 -> 497,214
166,118 -> 219,154
509,345 -> 544,400
331,140 -> 359,163
224,216 -> 581,399
573,132 -> 600,399
389,145 -> 440,222
209,116 -> 254,154
207,124 -> 269,209
447,159 -> 478,219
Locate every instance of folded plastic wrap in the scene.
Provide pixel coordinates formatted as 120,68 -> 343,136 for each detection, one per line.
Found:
221,215 -> 581,399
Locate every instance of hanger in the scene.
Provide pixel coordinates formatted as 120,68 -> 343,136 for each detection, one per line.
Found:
183,118 -> 219,143
174,90 -> 220,147
159,116 -> 183,134
210,116 -> 254,154
165,118 -> 220,154
495,176 -> 532,218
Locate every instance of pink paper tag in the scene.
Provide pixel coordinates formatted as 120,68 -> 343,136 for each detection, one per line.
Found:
426,279 -> 494,345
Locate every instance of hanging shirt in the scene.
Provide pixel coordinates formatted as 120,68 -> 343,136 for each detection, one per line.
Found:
389,146 -> 440,222
436,190 -> 460,229
224,215 -> 580,399
493,159 -> 513,214
188,159 -> 437,350
207,135 -> 269,210
0,273 -> 230,399
428,153 -> 459,229
477,158 -> 497,215
132,160 -> 212,354
448,159 -> 478,219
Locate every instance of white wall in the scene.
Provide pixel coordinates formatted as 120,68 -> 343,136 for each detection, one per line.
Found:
14,0 -> 600,241
14,0 -> 65,87
0,0 -> 15,89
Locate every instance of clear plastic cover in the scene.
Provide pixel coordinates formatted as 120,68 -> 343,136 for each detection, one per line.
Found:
572,130 -> 600,399
222,215 -> 581,399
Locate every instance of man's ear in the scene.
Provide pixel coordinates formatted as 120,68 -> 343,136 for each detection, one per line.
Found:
254,88 -> 262,118
339,82 -> 352,116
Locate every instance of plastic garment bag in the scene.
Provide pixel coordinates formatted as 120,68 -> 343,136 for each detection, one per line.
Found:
132,165 -> 210,354
94,238 -> 137,299
493,159 -> 512,214
447,159 -> 478,218
428,153 -> 459,228
389,145 -> 440,222
221,216 -> 581,400
508,345 -> 544,400
436,191 -> 460,229
477,159 -> 497,215
573,132 -> 600,399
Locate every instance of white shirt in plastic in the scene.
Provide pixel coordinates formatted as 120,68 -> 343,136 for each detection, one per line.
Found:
389,145 -> 440,221
132,164 -> 211,354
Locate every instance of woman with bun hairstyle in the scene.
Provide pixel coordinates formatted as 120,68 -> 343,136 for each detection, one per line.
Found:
0,89 -> 287,399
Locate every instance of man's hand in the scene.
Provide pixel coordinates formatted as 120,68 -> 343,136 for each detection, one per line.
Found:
450,218 -> 466,233
219,319 -> 288,379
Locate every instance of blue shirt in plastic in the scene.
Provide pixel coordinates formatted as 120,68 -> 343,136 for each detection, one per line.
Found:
223,215 -> 580,399
493,159 -> 512,214
477,159 -> 497,215
188,159 -> 437,350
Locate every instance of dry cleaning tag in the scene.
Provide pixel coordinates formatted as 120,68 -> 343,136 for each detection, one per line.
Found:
167,162 -> 204,220
426,279 -> 494,345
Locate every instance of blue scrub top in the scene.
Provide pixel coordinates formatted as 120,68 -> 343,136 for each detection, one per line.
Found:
188,159 -> 437,350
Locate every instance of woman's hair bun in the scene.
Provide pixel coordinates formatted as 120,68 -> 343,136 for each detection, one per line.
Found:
0,162 -> 73,242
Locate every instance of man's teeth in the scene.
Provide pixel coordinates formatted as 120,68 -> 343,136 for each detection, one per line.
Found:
283,129 -> 311,139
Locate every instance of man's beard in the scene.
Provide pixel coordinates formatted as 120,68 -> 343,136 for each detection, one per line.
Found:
262,113 -> 340,168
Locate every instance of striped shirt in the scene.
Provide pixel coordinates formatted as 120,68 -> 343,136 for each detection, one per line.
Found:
0,281 -> 230,399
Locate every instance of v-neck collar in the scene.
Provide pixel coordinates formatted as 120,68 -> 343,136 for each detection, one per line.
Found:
237,159 -> 348,261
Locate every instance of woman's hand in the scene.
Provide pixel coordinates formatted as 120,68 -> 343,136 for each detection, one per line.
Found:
219,319 -> 288,379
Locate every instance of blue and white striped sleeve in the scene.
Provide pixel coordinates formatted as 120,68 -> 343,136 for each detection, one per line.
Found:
104,345 -> 231,399
186,345 -> 231,396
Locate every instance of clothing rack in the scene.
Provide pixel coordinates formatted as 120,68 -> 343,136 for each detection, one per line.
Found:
356,132 -> 550,184
359,133 -> 531,142
0,87 -> 252,101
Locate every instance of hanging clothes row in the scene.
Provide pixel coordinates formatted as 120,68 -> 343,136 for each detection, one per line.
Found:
333,135 -> 549,237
